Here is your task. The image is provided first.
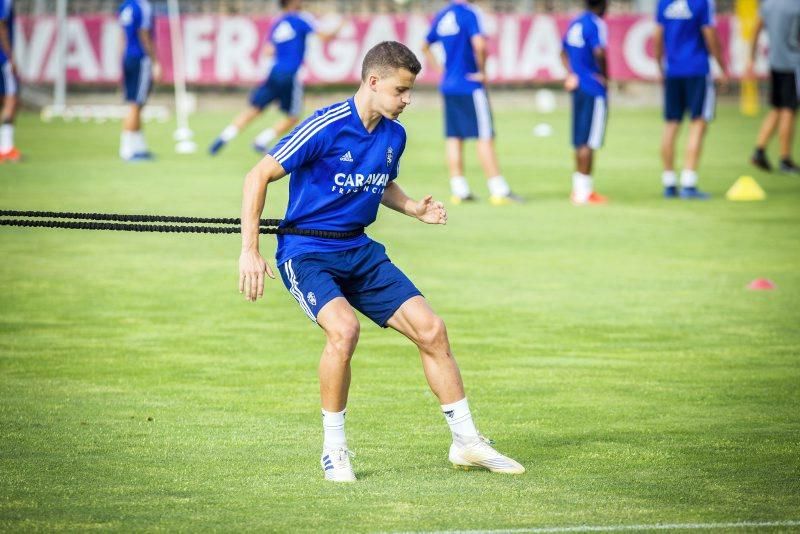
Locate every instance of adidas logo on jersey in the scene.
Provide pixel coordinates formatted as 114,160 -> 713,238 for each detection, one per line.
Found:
664,0 -> 693,20
273,20 -> 297,43
339,151 -> 354,162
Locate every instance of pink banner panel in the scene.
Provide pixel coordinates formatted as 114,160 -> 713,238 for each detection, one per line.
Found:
16,13 -> 737,86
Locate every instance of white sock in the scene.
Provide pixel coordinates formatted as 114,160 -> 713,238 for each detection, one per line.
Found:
680,169 -> 698,188
450,176 -> 471,198
322,408 -> 348,450
662,170 -> 677,187
487,175 -> 511,197
572,172 -> 593,202
254,128 -> 276,147
220,125 -> 239,142
0,124 -> 13,152
441,398 -> 478,443
120,131 -> 134,159
132,131 -> 148,153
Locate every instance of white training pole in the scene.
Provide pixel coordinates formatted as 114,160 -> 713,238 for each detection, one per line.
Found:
53,0 -> 68,114
167,0 -> 196,153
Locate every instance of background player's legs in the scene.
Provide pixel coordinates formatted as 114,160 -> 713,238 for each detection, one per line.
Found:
777,108 -> 798,172
0,93 -> 18,161
752,109 -> 779,171
571,145 -> 605,204
446,138 -> 473,202
120,103 -> 150,160
476,139 -> 515,203
660,121 -> 680,197
253,115 -> 300,153
209,106 -> 261,155
678,119 -> 710,198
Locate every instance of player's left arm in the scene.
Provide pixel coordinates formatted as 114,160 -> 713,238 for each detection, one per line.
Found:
314,17 -> 343,42
470,34 -> 487,83
745,18 -> 763,78
381,182 -> 447,225
0,20 -> 13,73
593,47 -> 608,87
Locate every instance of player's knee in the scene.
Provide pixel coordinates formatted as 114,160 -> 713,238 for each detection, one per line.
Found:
417,315 -> 448,351
327,319 -> 360,353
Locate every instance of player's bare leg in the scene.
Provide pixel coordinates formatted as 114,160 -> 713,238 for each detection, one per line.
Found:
476,138 -> 520,205
315,297 -> 360,482
752,109 -> 778,171
209,106 -> 262,155
387,296 -> 525,474
660,121 -> 680,197
119,103 -> 150,160
446,137 -> 474,203
571,146 -> 606,205
679,119 -> 710,199
253,115 -> 300,153
777,109 -> 799,173
0,94 -> 19,161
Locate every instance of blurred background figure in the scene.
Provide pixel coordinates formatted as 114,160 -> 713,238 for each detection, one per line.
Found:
422,0 -> 522,206
561,0 -> 609,205
118,0 -> 159,161
654,0 -> 729,199
0,0 -> 19,162
208,0 -> 341,157
747,0 -> 800,174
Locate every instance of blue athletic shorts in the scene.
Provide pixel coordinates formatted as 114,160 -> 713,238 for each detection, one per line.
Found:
443,88 -> 494,139
664,75 -> 715,122
249,70 -> 302,116
122,56 -> 152,105
0,60 -> 18,96
278,240 -> 422,327
572,89 -> 607,149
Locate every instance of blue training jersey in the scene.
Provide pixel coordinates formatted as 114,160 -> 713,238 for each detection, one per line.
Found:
0,0 -> 13,64
657,0 -> 715,77
426,1 -> 485,95
268,98 -> 407,264
563,11 -> 608,97
118,0 -> 154,60
268,12 -> 315,75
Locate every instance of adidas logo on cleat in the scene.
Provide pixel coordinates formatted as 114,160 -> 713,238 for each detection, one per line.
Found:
340,151 -> 354,162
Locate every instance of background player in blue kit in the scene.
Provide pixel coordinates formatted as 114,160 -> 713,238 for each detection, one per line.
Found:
422,0 -> 521,205
238,41 -> 525,482
0,0 -> 20,162
118,0 -> 158,161
561,0 -> 609,205
209,0 -> 341,156
654,0 -> 729,199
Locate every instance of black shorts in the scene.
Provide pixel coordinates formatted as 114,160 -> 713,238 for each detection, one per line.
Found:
770,69 -> 799,110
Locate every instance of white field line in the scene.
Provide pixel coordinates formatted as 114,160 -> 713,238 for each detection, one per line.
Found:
399,519 -> 800,534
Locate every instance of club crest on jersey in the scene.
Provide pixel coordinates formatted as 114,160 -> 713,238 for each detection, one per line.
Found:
307,292 -> 317,306
386,147 -> 394,167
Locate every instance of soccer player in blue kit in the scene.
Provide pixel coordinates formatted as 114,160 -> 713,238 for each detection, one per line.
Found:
561,0 -> 609,205
118,0 -> 158,161
238,41 -> 525,482
209,0 -> 340,156
654,0 -> 729,198
0,0 -> 20,162
422,0 -> 521,205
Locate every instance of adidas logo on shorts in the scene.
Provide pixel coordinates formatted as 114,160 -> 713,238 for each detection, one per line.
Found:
340,151 -> 354,162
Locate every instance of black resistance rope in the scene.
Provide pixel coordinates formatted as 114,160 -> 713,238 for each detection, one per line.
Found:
0,210 -> 364,239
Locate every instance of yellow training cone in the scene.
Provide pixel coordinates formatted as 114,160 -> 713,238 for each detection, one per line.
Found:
726,176 -> 766,201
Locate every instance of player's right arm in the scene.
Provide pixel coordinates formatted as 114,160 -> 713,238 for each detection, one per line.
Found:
700,0 -> 728,85
239,155 -> 288,302
745,18 -> 763,79
469,34 -> 487,83
652,24 -> 665,81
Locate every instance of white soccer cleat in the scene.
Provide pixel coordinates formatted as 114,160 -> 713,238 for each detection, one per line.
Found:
321,447 -> 357,482
449,435 -> 525,474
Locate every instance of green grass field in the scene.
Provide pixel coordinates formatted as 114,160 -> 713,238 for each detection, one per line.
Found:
1,98 -> 799,532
